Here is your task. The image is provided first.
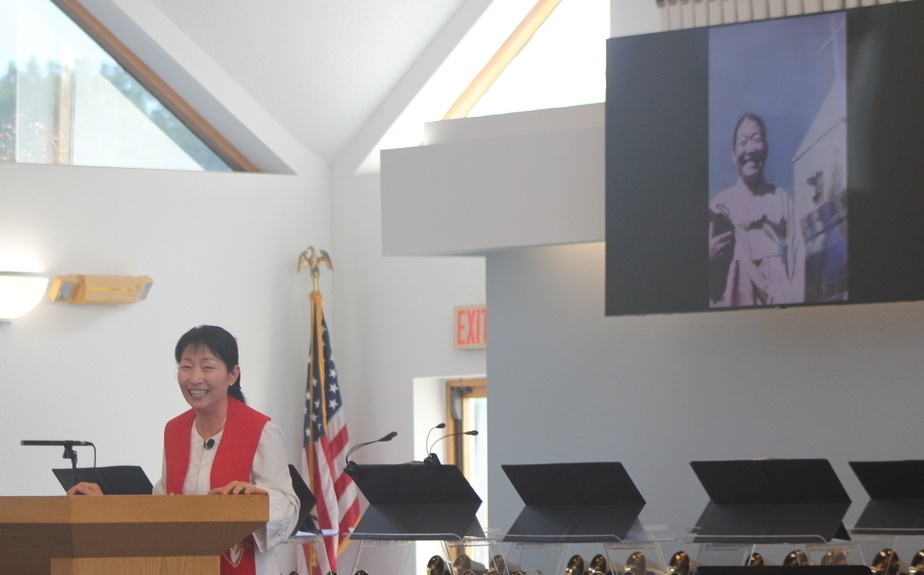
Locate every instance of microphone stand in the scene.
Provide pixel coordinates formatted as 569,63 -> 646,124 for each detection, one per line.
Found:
63,444 -> 78,489
21,440 -> 95,490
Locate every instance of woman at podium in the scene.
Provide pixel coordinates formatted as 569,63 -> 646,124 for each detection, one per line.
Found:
68,325 -> 300,575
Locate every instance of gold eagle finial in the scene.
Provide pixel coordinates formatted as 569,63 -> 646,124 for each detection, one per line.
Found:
297,247 -> 333,293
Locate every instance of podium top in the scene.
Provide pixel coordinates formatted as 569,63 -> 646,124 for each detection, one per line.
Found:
0,494 -> 268,574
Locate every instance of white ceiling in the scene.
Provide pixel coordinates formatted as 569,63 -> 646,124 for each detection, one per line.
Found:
146,0 -> 471,163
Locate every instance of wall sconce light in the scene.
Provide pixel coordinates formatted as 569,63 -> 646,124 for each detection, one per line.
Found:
0,272 -> 50,322
48,275 -> 153,304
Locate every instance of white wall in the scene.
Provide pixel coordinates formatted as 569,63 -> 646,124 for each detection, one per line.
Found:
330,171 -> 486,461
330,171 -> 487,572
0,161 -> 330,496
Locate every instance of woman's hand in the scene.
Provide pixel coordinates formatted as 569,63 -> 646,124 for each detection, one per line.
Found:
67,482 -> 103,496
709,222 -> 734,263
208,480 -> 268,495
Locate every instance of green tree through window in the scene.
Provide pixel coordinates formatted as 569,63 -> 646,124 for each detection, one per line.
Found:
0,0 -> 232,171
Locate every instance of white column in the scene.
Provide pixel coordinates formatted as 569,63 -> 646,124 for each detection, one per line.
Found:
681,0 -> 696,27
737,0 -> 753,19
693,0 -> 710,26
769,0 -> 788,16
658,1 -> 671,32
803,0 -> 823,13
669,0 -> 684,30
723,0 -> 739,22
708,0 -> 724,24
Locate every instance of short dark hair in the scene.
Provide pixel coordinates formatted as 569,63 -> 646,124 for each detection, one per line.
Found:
732,112 -> 767,147
174,325 -> 246,403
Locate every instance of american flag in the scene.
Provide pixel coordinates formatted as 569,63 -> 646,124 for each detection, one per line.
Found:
299,291 -> 360,575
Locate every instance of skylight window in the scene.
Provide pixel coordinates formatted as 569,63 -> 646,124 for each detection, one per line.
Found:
467,0 -> 608,118
360,0 -> 610,173
0,0 -> 235,171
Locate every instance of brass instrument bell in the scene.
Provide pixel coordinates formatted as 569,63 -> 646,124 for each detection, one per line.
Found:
565,555 -> 584,575
492,554 -> 523,575
870,549 -> 900,575
782,550 -> 810,566
624,552 -> 646,575
746,553 -> 764,567
588,554 -> 607,575
667,551 -> 690,575
429,556 -> 449,575
454,554 -> 486,575
488,554 -> 510,575
820,551 -> 847,566
910,550 -> 924,575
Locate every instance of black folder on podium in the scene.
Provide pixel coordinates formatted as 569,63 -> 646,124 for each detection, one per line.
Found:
502,462 -> 646,543
345,463 -> 484,540
53,465 -> 153,495
690,459 -> 851,544
849,460 -> 924,534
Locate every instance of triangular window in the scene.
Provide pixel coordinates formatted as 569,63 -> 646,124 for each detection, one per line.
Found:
360,0 -> 609,173
0,0 -> 246,171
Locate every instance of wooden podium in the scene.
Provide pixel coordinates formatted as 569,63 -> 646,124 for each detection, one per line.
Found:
0,495 -> 268,575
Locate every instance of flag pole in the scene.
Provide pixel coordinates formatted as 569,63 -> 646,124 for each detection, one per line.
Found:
297,246 -> 360,574
298,247 -> 332,488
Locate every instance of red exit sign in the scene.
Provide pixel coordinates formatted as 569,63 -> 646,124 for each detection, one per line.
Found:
454,304 -> 486,350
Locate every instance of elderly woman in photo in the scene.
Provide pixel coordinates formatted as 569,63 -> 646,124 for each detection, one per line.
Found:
709,113 -> 805,307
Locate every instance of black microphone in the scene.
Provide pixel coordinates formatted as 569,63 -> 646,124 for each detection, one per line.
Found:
204,439 -> 215,450
22,440 -> 97,487
424,423 -> 446,460
424,430 -> 478,466
21,440 -> 94,447
343,431 -> 397,471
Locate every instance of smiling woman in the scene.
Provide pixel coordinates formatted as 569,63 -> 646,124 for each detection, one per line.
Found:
67,325 -> 300,575
709,113 -> 805,308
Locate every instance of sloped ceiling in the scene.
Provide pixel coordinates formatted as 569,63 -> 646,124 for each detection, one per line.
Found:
147,0 -> 470,163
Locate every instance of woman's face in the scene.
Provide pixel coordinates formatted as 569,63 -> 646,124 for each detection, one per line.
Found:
177,344 -> 239,416
732,118 -> 767,185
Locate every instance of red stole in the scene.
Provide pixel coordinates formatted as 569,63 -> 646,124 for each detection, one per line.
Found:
164,398 -> 270,575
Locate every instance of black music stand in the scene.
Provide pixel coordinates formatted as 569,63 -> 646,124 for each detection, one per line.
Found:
288,464 -> 320,535
53,465 -> 153,495
849,460 -> 924,535
502,462 -> 646,543
690,459 -> 851,544
345,463 -> 484,540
